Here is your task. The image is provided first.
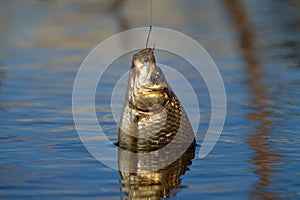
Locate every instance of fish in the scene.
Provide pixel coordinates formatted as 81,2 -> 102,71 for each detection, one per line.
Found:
118,48 -> 195,151
118,48 -> 196,199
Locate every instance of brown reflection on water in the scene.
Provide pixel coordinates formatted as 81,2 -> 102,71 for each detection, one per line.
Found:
224,0 -> 280,199
110,0 -> 129,31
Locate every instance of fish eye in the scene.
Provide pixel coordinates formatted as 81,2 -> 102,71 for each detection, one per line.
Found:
150,74 -> 159,84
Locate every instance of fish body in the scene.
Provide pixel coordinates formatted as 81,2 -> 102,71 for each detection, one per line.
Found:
118,48 -> 195,151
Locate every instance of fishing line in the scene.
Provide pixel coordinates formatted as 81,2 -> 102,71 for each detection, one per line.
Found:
145,0 -> 152,48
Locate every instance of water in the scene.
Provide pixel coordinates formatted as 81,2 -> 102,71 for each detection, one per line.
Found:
1,0 -> 300,199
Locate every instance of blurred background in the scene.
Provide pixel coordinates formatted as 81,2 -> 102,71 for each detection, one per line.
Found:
1,0 -> 300,199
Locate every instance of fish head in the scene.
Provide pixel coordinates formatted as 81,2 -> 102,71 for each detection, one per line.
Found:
128,48 -> 171,112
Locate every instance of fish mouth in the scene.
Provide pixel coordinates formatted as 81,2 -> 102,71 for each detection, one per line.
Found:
132,48 -> 156,68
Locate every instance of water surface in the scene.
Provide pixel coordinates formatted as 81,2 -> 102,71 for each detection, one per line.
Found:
1,0 -> 300,199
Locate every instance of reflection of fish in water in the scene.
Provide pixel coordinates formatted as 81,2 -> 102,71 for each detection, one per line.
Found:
119,144 -> 195,199
118,48 -> 195,151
